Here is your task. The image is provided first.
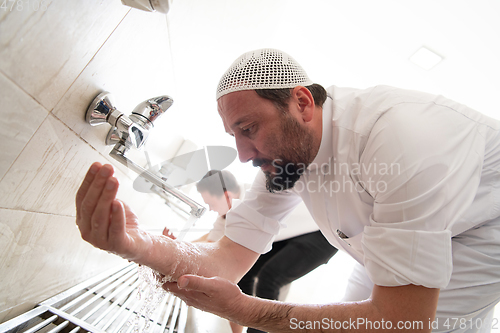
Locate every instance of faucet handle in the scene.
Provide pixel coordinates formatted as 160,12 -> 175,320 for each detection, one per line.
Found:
86,92 -> 116,126
86,92 -> 171,149
130,95 -> 173,129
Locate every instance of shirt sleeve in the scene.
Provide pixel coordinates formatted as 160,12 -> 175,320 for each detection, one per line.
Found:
359,102 -> 485,289
224,170 -> 303,254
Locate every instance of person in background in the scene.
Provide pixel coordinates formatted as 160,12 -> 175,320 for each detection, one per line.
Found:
165,169 -> 338,333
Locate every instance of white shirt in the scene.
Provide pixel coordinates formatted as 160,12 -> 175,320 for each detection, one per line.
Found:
225,85 -> 500,291
206,184 -> 318,242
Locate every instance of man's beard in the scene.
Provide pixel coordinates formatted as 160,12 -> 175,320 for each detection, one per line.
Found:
254,112 -> 315,193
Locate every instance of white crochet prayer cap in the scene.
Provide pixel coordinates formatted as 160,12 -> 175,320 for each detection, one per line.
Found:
216,48 -> 313,100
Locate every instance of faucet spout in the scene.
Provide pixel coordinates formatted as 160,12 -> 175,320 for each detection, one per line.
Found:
86,91 -> 207,219
86,92 -> 173,149
110,143 -> 206,218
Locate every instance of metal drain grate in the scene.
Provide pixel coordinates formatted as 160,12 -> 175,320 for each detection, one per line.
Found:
0,263 -> 188,333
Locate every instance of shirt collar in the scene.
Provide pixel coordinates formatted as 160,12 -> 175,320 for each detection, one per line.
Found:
307,95 -> 334,172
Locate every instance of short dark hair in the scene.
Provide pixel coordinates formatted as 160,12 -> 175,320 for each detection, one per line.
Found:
255,83 -> 327,112
196,170 -> 240,197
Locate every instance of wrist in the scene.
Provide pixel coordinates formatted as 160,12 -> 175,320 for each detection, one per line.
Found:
150,234 -> 172,265
228,292 -> 255,326
114,227 -> 154,264
235,294 -> 293,331
132,233 -> 170,269
139,235 -> 199,282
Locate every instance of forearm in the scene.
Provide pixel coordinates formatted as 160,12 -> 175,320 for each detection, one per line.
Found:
235,296 -> 431,333
137,234 -> 258,283
75,163 -> 257,282
234,296 -> 367,333
224,284 -> 439,333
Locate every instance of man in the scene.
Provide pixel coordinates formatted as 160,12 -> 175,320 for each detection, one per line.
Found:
76,48 -> 500,332
191,170 -> 245,243
189,169 -> 337,333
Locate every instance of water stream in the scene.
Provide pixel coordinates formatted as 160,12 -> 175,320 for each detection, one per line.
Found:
124,215 -> 199,333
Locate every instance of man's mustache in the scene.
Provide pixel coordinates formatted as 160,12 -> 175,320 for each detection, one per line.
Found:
252,158 -> 272,168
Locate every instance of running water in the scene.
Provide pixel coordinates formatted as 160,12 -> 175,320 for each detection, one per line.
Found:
177,215 -> 199,241
128,266 -> 167,333
123,215 -> 199,333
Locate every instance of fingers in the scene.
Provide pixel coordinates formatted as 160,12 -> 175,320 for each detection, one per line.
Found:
76,162 -> 102,216
76,162 -> 102,236
163,275 -> 243,316
77,163 -> 117,245
108,200 -> 126,250
83,164 -> 115,217
162,275 -> 209,296
91,176 -> 120,247
162,276 -> 212,307
177,275 -> 218,294
162,227 -> 176,240
177,275 -> 193,289
163,281 -> 180,293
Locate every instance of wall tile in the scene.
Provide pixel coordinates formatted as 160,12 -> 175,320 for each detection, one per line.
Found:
47,7 -> 206,224
0,72 -> 48,180
0,113 -> 188,228
0,0 -> 129,111
0,0 -> 203,326
0,209 -> 126,322
0,114 -> 109,216
52,8 -> 180,169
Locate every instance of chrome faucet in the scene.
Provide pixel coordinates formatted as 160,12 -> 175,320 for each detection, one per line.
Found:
86,92 -> 206,218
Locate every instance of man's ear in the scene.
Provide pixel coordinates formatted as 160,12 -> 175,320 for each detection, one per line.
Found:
292,86 -> 315,123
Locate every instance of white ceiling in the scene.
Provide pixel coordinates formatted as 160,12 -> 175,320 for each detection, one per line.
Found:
159,0 -> 500,181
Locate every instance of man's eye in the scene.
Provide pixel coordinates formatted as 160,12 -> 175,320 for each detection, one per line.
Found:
242,125 -> 254,133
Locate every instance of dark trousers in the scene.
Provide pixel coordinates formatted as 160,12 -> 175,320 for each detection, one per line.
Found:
238,230 -> 338,333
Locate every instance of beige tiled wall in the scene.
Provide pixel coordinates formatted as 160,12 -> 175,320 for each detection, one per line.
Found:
0,0 -> 189,323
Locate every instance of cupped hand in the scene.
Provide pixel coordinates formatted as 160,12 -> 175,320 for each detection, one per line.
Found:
163,274 -> 247,323
75,162 -> 153,262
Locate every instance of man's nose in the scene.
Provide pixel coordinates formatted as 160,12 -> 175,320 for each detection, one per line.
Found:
235,136 -> 257,163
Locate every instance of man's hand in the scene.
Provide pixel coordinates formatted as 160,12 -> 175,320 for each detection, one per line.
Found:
75,162 -> 153,261
162,227 -> 177,240
163,274 -> 248,323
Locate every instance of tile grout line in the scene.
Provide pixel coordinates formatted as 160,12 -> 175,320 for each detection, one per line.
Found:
50,111 -> 141,184
0,206 -> 75,218
0,119 -> 49,183
0,8 -> 133,186
0,68 -> 46,107
2,8 -> 161,215
46,8 -> 140,181
49,8 -> 132,117
0,70 -> 50,183
48,8 -> 136,175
